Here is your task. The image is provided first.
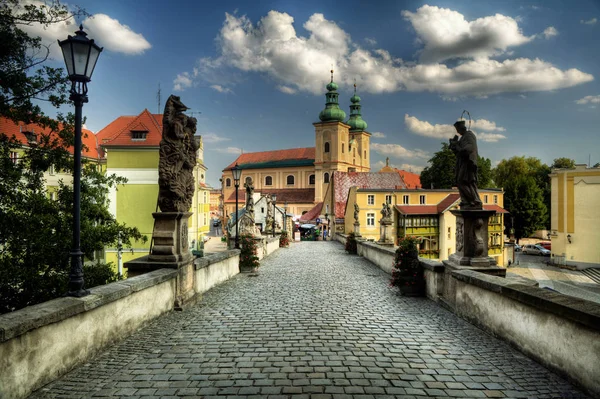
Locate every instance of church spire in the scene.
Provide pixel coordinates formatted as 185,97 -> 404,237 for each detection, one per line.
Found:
347,81 -> 368,132
318,69 -> 346,122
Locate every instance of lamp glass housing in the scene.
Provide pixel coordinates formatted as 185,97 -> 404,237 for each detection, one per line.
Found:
58,26 -> 103,82
231,163 -> 242,184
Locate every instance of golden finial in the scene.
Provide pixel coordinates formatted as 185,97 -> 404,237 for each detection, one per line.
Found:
330,65 -> 334,82
354,78 -> 357,94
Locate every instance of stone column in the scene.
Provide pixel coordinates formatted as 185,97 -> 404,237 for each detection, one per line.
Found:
378,219 -> 394,245
353,222 -> 361,237
448,209 -> 496,267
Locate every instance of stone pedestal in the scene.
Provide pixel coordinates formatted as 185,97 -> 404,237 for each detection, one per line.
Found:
449,209 -> 496,267
353,222 -> 361,237
378,219 -> 394,246
149,212 -> 192,263
125,212 -> 195,310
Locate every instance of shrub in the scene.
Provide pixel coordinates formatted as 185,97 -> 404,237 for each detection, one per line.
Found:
239,234 -> 260,271
83,262 -> 121,288
345,232 -> 358,254
390,236 -> 424,296
279,231 -> 290,247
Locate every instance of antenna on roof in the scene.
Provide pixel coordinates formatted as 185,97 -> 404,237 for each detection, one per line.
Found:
157,82 -> 161,113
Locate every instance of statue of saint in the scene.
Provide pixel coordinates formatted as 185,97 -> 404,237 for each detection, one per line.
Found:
381,202 -> 391,220
449,120 -> 482,210
158,95 -> 198,212
245,177 -> 255,219
353,203 -> 360,223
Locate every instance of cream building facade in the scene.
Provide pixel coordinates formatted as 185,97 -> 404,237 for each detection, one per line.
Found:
550,165 -> 600,268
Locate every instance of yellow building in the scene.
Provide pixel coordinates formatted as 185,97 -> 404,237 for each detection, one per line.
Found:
550,165 -> 600,268
97,109 -> 210,270
345,188 -> 506,265
221,72 -> 372,220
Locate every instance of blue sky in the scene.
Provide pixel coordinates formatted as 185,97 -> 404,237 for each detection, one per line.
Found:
29,0 -> 600,187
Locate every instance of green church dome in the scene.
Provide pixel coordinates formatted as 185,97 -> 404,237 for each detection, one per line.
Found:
318,69 -> 346,122
347,83 -> 367,132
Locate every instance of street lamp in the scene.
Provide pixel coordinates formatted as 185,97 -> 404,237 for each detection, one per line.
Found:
231,163 -> 242,249
272,193 -> 277,237
58,25 -> 102,297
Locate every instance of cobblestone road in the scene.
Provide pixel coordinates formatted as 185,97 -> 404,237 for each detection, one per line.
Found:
32,242 -> 589,399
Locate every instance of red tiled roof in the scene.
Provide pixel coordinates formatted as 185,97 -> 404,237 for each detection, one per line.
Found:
484,204 -> 508,213
223,148 -> 316,170
395,205 -> 438,215
333,171 -> 406,219
97,109 -> 163,147
299,202 -> 323,222
436,193 -> 460,213
0,116 -> 99,159
396,169 -> 421,189
224,188 -> 315,204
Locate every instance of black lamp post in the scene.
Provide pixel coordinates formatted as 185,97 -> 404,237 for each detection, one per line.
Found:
231,163 -> 242,249
58,25 -> 102,297
272,193 -> 277,237
283,201 -> 288,232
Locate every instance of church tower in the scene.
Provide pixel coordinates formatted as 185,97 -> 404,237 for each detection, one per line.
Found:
314,70 -> 351,203
346,83 -> 371,172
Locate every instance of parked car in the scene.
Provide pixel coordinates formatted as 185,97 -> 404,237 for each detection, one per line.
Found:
523,244 -> 550,256
213,220 -> 220,227
538,242 -> 551,250
514,244 -> 522,252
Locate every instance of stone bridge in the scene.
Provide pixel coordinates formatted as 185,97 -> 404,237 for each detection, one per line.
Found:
26,241 -> 590,398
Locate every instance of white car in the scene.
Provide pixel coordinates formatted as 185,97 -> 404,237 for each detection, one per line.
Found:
523,244 -> 550,256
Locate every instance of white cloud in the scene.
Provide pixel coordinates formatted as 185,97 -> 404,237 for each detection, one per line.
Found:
174,9 -> 593,97
202,133 -> 230,143
16,3 -> 150,59
83,14 -> 151,54
404,114 -> 507,142
401,5 -> 533,63
277,85 -> 297,94
364,37 -> 377,45
371,132 -> 386,138
216,147 -> 243,154
581,18 -> 597,25
371,143 -> 429,159
173,72 -> 193,91
576,95 -> 600,104
210,85 -> 233,94
542,26 -> 558,39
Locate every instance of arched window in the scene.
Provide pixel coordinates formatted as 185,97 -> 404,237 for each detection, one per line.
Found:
342,143 -> 345,153
309,174 -> 315,185
226,178 -> 231,187
324,172 -> 330,183
287,175 -> 295,185
265,176 -> 273,186
324,142 -> 330,153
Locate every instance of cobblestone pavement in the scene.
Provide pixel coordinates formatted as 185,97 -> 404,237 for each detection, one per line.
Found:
31,242 -> 589,399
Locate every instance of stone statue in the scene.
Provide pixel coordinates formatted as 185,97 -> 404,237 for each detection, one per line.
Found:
245,177 -> 255,219
449,120 -> 482,210
158,95 -> 198,212
381,202 -> 391,221
353,203 -> 360,224
265,195 -> 273,231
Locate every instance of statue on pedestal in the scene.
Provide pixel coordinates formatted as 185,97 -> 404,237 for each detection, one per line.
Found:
449,120 -> 482,210
354,203 -> 360,224
380,202 -> 392,222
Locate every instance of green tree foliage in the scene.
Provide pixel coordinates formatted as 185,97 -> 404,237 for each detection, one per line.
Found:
594,162 -> 600,168
420,142 -> 493,189
0,2 -> 146,313
551,157 -> 576,169
493,156 -> 550,237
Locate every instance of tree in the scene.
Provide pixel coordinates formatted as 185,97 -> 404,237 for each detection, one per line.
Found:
594,162 -> 600,168
493,156 -> 550,235
420,142 -> 494,189
551,157 -> 576,169
0,2 -> 145,313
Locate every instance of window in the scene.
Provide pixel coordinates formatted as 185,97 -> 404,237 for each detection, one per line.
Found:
366,212 -> 375,226
403,195 -> 409,204
10,151 -> 18,164
309,174 -> 315,185
419,195 -> 426,205
494,195 -> 498,204
49,164 -> 55,175
261,207 -> 264,213
131,131 -> 147,140
324,172 -> 330,183
287,175 -> 295,185
50,192 -> 56,201
348,167 -> 356,172
226,178 -> 231,187
448,227 -> 451,239
367,194 -> 375,205
484,195 -> 488,204
265,176 -> 273,186
324,142 -> 330,153
342,143 -> 345,153
326,204 -> 329,214
385,195 -> 392,204
364,150 -> 367,158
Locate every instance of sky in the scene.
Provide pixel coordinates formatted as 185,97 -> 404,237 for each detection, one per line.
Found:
25,0 -> 600,188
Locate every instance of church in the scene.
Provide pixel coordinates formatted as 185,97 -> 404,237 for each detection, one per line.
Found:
221,71 -> 375,219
